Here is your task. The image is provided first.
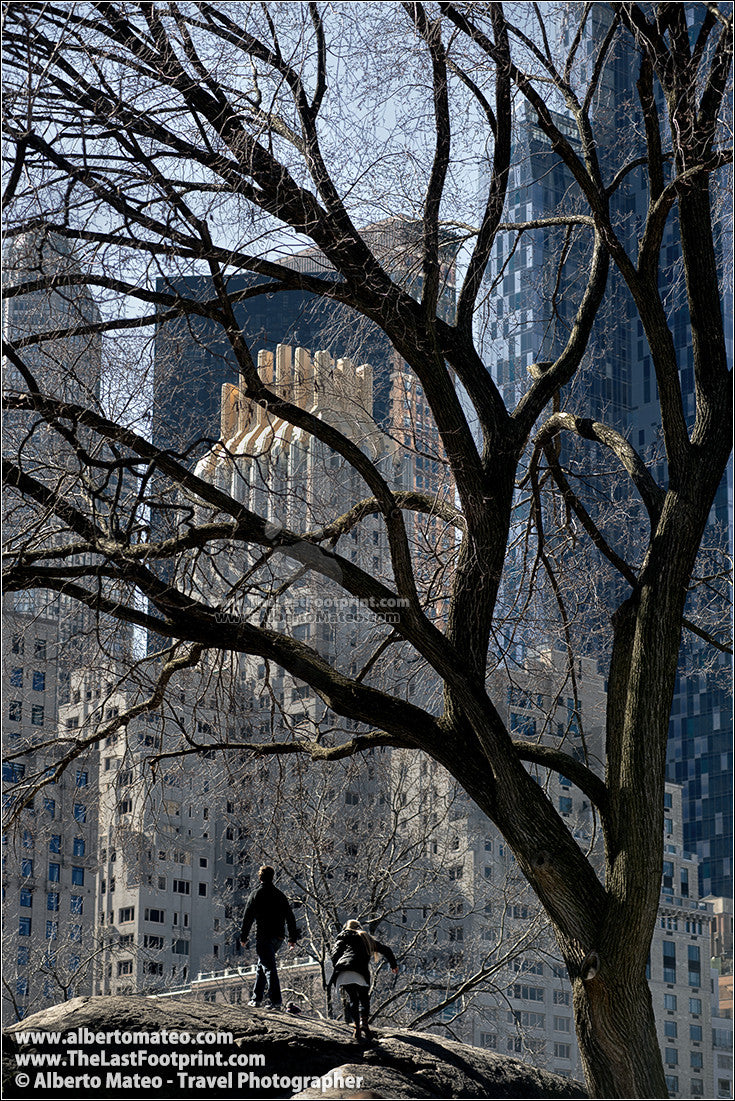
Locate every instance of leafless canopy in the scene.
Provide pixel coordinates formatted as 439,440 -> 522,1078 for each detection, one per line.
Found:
2,4 -> 732,1095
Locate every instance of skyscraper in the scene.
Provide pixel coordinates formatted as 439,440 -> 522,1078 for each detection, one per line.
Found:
480,10 -> 732,897
3,230 -> 104,1019
151,216 -> 458,457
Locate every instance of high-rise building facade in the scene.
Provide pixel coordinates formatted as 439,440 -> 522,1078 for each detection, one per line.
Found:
89,667 -> 229,997
2,643 -> 99,1023
479,9 -> 732,898
3,231 -> 105,1022
152,217 -> 458,460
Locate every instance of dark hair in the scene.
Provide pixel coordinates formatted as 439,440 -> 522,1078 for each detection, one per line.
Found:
259,864 -> 275,883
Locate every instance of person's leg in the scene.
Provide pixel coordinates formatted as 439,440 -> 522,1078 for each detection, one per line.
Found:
358,987 -> 372,1039
261,936 -> 283,1006
340,988 -> 353,1024
343,985 -> 362,1038
251,953 -> 267,1005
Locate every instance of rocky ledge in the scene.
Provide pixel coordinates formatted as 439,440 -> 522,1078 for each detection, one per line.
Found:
4,996 -> 587,1099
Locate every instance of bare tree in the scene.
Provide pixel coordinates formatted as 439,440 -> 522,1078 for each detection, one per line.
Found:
2,4 -> 732,1095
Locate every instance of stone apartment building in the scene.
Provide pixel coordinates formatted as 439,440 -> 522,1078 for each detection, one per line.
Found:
3,230 -> 104,1023
65,663 -> 234,999
2,625 -> 99,1023
190,342 -> 437,963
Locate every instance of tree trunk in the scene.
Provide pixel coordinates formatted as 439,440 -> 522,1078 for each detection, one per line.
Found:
572,963 -> 668,1099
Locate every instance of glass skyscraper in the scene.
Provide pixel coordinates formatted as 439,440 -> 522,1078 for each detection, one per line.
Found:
480,7 -> 732,896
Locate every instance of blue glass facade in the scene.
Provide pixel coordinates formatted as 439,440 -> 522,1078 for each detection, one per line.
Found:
481,9 -> 732,896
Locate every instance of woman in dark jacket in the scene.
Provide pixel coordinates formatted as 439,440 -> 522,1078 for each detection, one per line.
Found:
329,919 -> 397,1041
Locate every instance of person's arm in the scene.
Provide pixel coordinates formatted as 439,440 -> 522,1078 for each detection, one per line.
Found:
375,940 -> 398,971
240,893 -> 256,943
330,934 -> 346,968
285,897 -> 299,943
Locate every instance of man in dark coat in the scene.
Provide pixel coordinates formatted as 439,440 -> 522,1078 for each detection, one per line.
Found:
240,864 -> 299,1008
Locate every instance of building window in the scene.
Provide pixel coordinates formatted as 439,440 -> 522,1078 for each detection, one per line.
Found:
173,880 -> 190,895
689,1081 -> 704,1096
73,804 -> 87,823
662,860 -> 674,893
511,984 -> 544,1001
508,1010 -> 545,1028
70,895 -> 83,915
117,960 -> 133,976
44,799 -> 56,818
17,946 -> 30,966
8,701 -> 22,722
553,990 -> 570,1006
554,1016 -> 571,1032
689,997 -> 702,1015
665,1077 -> 679,1094
3,762 -> 25,783
69,924 -> 82,942
690,1052 -> 703,1069
75,770 -> 88,788
664,1020 -> 677,1038
45,921 -> 58,940
48,862 -> 60,881
479,1033 -> 497,1049
664,994 -> 677,1011
71,867 -> 84,886
663,940 -> 676,984
32,671 -> 45,692
118,907 -> 135,923
554,1043 -> 571,1059
144,908 -> 164,923
689,1024 -> 702,1042
11,635 -> 24,655
10,668 -> 23,688
31,705 -> 45,726
19,888 -> 33,907
198,883 -> 207,897
72,838 -> 85,857
20,859 -> 33,877
34,638 -> 46,659
173,939 -> 190,955
16,978 -> 29,997
19,917 -> 32,936
665,1048 -> 678,1066
687,944 -> 701,987
47,893 -> 59,912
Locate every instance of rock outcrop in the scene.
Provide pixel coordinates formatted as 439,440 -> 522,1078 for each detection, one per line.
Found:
4,996 -> 587,1099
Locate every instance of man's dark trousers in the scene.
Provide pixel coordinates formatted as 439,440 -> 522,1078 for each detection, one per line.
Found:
253,936 -> 283,1005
